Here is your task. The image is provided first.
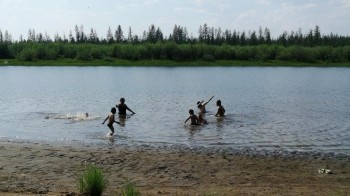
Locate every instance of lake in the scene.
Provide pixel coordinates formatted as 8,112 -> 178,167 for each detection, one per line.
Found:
0,66 -> 349,154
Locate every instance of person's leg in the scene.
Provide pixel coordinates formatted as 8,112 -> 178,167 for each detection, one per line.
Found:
108,124 -> 114,135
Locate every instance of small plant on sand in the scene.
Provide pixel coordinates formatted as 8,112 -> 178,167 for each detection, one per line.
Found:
78,164 -> 107,196
121,179 -> 141,196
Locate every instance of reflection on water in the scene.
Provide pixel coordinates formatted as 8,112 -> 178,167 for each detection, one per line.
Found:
0,66 -> 349,154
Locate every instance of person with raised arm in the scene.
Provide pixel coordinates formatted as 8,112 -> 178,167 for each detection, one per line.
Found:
197,96 -> 214,114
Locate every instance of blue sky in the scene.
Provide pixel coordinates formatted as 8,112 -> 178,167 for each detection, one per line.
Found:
1,0 -> 349,40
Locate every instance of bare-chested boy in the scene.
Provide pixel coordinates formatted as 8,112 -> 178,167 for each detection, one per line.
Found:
184,109 -> 200,125
102,107 -> 120,136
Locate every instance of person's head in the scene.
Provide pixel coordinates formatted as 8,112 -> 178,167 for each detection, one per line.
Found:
189,109 -> 194,115
111,107 -> 116,114
197,101 -> 202,108
120,98 -> 125,104
216,100 -> 221,106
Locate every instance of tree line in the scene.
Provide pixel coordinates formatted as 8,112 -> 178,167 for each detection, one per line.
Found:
0,24 -> 349,63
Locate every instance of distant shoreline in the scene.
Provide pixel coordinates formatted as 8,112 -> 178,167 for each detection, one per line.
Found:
1,59 -> 350,67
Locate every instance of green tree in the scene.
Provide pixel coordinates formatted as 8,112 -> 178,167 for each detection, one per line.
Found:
0,29 -> 3,43
314,25 -> 321,46
115,25 -> 124,43
249,30 -> 258,45
264,27 -> 271,45
147,24 -> 156,43
4,30 -> 12,43
75,25 -> 80,43
258,26 -> 265,44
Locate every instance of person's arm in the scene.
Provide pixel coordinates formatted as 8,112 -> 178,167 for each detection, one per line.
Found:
112,114 -> 120,124
215,109 -> 219,117
197,100 -> 204,108
184,116 -> 190,124
204,96 -> 214,105
126,105 -> 136,114
102,116 -> 108,124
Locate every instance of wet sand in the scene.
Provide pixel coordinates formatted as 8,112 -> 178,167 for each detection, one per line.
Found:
0,141 -> 350,196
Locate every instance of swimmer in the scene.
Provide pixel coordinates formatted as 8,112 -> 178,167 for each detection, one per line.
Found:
184,109 -> 200,125
215,100 -> 225,117
197,96 -> 214,114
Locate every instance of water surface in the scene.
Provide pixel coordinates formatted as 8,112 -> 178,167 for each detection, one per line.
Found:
0,66 -> 349,154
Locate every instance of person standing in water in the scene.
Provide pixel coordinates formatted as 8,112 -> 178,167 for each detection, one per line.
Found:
102,107 -> 120,136
184,109 -> 199,125
116,98 -> 135,126
197,96 -> 214,114
215,100 -> 225,117
116,98 -> 135,116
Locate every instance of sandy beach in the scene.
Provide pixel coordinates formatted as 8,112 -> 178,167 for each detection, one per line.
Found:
0,141 -> 349,196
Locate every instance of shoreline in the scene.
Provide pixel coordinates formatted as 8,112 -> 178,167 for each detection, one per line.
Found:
1,140 -> 350,195
3,138 -> 350,160
1,59 -> 350,67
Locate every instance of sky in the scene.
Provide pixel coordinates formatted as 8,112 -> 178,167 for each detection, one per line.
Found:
0,0 -> 349,40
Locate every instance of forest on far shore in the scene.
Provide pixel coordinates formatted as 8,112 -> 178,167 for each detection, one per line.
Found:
0,24 -> 349,63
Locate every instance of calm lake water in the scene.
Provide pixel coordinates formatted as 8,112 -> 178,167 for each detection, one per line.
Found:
0,66 -> 349,154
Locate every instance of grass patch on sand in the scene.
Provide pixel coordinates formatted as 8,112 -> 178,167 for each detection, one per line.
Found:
78,164 -> 107,196
121,180 -> 141,196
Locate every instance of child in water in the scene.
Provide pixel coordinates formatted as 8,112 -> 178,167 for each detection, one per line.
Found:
184,109 -> 199,125
197,96 -> 214,114
102,107 -> 120,136
215,100 -> 225,117
116,98 -> 135,115
197,113 -> 208,124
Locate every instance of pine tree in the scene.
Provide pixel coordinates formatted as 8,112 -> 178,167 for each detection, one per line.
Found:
314,25 -> 321,46
127,26 -> 132,43
69,30 -> 75,43
240,31 -> 246,45
258,26 -> 264,44
155,27 -> 163,42
0,29 -> 3,42
4,30 -> 12,43
147,24 -> 156,43
106,26 -> 114,43
115,25 -> 123,43
79,25 -> 86,43
264,27 -> 271,45
75,25 -> 80,43
249,30 -> 258,45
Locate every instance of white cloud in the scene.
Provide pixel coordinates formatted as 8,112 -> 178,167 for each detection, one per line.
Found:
341,0 -> 350,8
256,0 -> 271,5
218,4 -> 231,11
1,0 -> 349,39
174,6 -> 207,14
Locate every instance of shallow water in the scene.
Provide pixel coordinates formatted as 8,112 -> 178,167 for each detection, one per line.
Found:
0,66 -> 349,153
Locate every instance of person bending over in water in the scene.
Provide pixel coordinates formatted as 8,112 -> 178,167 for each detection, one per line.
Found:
215,100 -> 225,117
197,96 -> 214,114
197,113 -> 208,124
116,98 -> 135,116
184,109 -> 200,125
102,107 -> 120,136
